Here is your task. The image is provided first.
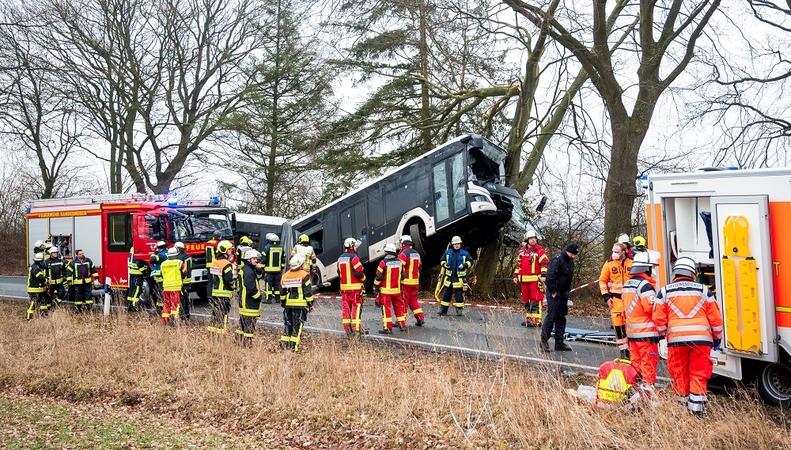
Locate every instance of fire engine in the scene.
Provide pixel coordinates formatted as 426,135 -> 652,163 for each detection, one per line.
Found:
646,167 -> 791,406
26,193 -> 236,300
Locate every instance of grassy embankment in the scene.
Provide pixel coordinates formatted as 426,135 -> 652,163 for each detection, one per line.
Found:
0,301 -> 788,449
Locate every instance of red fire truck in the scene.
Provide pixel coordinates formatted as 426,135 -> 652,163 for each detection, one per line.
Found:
26,194 -> 236,300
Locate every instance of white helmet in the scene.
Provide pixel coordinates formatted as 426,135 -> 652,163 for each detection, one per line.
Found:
48,247 -> 59,255
167,247 -> 178,256
384,243 -> 397,255
174,242 -> 185,250
156,241 -> 167,248
451,236 -> 462,245
344,237 -> 357,249
34,240 -> 44,248
629,252 -> 657,274
616,233 -> 630,244
399,235 -> 413,245
289,254 -> 305,270
266,233 -> 280,243
524,230 -> 538,241
245,249 -> 261,260
33,252 -> 44,262
45,242 -> 53,250
672,256 -> 697,278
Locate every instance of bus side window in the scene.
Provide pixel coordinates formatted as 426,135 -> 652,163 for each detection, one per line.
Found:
309,230 -> 323,255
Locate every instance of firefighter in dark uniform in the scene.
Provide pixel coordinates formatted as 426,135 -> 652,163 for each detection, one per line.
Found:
280,254 -> 313,351
68,249 -> 99,312
26,253 -> 48,320
205,233 -> 221,300
208,240 -> 235,334
149,241 -> 168,310
262,233 -> 285,304
236,249 -> 263,347
126,248 -> 149,312
439,236 -> 474,316
44,246 -> 67,306
174,242 -> 193,319
236,236 -> 253,271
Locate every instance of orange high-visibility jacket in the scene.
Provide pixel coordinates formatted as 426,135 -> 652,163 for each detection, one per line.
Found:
654,276 -> 724,346
398,245 -> 421,286
513,244 -> 549,282
374,257 -> 403,295
622,273 -> 659,341
338,250 -> 366,291
599,258 -> 633,296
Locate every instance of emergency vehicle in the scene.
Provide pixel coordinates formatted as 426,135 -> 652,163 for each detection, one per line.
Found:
646,168 -> 791,406
26,194 -> 236,300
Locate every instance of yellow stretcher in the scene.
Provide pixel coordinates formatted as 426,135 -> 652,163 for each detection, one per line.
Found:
721,215 -> 761,354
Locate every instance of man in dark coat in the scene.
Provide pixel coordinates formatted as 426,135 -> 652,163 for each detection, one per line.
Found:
540,243 -> 579,352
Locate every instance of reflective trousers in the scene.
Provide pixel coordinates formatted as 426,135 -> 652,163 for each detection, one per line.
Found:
379,293 -> 406,330
162,290 -> 180,324
281,307 -> 308,351
48,283 -> 66,304
521,281 -> 543,325
208,296 -> 231,334
440,285 -> 464,313
341,289 -> 364,333
628,340 -> 659,384
127,275 -> 144,309
402,284 -> 424,322
667,344 -> 714,413
265,272 -> 281,303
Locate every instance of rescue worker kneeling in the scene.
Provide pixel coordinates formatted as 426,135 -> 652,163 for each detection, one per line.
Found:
280,254 -> 313,351
236,249 -> 263,347
622,252 -> 660,386
654,257 -> 724,416
208,240 -> 235,334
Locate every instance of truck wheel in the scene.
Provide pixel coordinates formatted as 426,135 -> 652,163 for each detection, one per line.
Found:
194,284 -> 208,302
409,223 -> 427,257
755,362 -> 791,406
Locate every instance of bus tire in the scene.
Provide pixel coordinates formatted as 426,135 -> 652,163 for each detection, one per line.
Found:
409,223 -> 427,257
755,361 -> 791,406
312,271 -> 322,290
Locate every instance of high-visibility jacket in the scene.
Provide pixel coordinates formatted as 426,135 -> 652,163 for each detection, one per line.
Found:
45,256 -> 67,284
128,249 -> 148,277
513,243 -> 549,282
160,258 -> 185,292
149,249 -> 167,282
440,248 -> 473,280
292,244 -> 317,271
599,258 -> 632,296
622,273 -> 659,341
654,276 -> 724,346
238,263 -> 262,316
176,251 -> 193,285
374,256 -> 403,295
68,257 -> 97,285
210,257 -> 235,298
281,269 -> 313,307
263,243 -> 285,273
338,249 -> 366,291
27,262 -> 47,293
205,239 -> 218,267
398,245 -> 421,286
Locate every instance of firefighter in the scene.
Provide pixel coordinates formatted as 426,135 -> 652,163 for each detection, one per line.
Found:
149,241 -> 168,310
236,249 -> 263,347
208,240 -> 235,334
398,235 -> 424,327
599,241 -> 633,358
291,234 -> 317,273
622,252 -> 660,386
68,249 -> 99,312
512,230 -> 549,327
439,236 -> 473,316
280,254 -> 313,351
26,253 -> 48,320
338,237 -> 366,335
44,246 -> 67,306
617,233 -> 634,259
374,243 -> 405,334
654,257 -> 724,416
33,240 -> 46,255
262,233 -> 285,304
174,242 -> 193,319
160,247 -> 185,325
43,242 -> 54,260
632,235 -> 647,255
126,248 -> 149,312
235,236 -> 253,271
205,233 -> 221,300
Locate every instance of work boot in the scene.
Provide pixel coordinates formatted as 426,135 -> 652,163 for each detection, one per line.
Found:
555,342 -> 573,352
415,318 -> 425,327
540,336 -> 551,353
456,308 -> 464,316
399,324 -> 407,332
378,329 -> 393,335
437,309 -> 448,316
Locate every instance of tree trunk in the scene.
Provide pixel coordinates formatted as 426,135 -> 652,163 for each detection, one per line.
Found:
473,237 -> 500,296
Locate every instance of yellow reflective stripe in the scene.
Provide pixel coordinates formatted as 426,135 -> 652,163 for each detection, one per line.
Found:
777,306 -> 791,313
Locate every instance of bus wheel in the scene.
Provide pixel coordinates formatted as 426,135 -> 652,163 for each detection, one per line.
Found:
311,271 -> 322,290
409,223 -> 427,257
755,361 -> 791,406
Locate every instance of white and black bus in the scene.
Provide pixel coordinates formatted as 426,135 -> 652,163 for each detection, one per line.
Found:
291,134 -> 525,287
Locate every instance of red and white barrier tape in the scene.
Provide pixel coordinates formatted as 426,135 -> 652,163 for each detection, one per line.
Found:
570,280 -> 598,293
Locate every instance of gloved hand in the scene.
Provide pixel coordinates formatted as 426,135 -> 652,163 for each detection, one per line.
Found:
512,276 -> 518,284
713,340 -> 722,351
93,279 -> 102,289
443,264 -> 451,270
280,300 -> 286,308
537,280 -> 545,292
458,264 -> 464,270
308,304 -> 314,313
603,293 -> 613,309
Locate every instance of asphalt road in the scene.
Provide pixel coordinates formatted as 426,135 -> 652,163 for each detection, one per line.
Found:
0,275 -> 669,380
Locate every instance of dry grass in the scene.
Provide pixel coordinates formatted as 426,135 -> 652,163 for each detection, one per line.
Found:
1,301 -> 789,449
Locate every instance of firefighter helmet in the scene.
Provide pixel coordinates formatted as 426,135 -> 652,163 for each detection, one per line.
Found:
616,233 -> 630,244
217,240 -> 233,254
450,236 -> 462,245
344,237 -> 357,249
298,234 -> 309,244
156,241 -> 167,249
239,236 -> 252,246
167,247 -> 178,256
384,243 -> 397,255
672,256 -> 697,279
399,235 -> 413,245
33,252 -> 44,262
266,233 -> 280,243
524,229 -> 538,241
48,247 -> 59,255
629,252 -> 657,274
45,242 -> 53,250
34,240 -> 44,249
174,241 -> 185,250
245,249 -> 261,260
632,235 -> 646,248
289,254 -> 305,270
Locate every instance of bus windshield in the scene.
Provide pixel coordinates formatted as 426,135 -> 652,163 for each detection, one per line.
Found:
171,211 -> 234,242
468,139 -> 506,185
